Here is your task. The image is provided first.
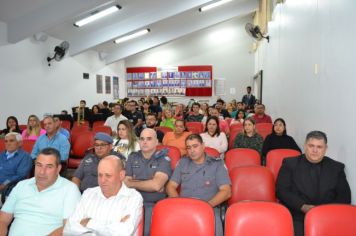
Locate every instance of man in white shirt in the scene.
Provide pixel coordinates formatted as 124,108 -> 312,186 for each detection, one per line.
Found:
64,155 -> 143,236
104,104 -> 128,136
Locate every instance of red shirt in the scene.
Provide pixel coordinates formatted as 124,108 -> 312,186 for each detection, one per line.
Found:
252,114 -> 272,124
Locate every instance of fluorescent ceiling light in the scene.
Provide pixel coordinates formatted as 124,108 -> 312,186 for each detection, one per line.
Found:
199,0 -> 233,12
114,29 -> 150,44
74,5 -> 121,27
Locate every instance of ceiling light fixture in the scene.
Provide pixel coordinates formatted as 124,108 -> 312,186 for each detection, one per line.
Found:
74,5 -> 121,27
114,29 -> 150,44
199,0 -> 233,12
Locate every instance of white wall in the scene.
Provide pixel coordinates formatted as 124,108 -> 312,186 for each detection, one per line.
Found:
0,36 -> 126,125
125,15 -> 255,105
257,0 -> 356,202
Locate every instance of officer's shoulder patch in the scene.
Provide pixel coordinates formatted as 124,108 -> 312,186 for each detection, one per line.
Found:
164,156 -> 171,162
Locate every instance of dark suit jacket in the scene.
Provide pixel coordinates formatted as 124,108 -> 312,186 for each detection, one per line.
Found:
276,154 -> 351,221
241,94 -> 256,108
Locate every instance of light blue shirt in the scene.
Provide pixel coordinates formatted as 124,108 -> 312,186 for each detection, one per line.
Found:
31,132 -> 70,161
2,176 -> 81,236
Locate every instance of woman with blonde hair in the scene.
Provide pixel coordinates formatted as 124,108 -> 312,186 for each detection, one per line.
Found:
21,115 -> 46,141
233,117 -> 263,155
113,120 -> 140,159
160,108 -> 176,130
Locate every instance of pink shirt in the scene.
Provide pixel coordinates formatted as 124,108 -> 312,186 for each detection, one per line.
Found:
22,128 -> 46,141
252,114 -> 272,124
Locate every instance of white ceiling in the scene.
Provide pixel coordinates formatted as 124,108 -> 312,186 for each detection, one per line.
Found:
0,0 -> 258,64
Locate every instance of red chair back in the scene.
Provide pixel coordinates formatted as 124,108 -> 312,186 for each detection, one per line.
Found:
61,120 -> 71,130
92,126 -> 112,136
225,118 -> 233,126
156,145 -> 181,170
70,131 -> 95,159
225,148 -> 260,172
186,122 -> 204,134
255,123 -> 273,140
225,201 -> 294,236
305,204 -> 356,236
204,147 -> 220,158
0,139 -> 5,152
266,149 -> 301,181
73,120 -> 90,128
22,140 -> 36,154
151,198 -> 215,236
19,124 -> 27,131
230,123 -> 243,132
228,127 -> 243,149
228,166 -> 276,206
156,126 -> 173,134
92,120 -> 106,128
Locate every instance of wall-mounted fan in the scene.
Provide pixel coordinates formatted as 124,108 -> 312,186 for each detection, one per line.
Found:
47,41 -> 70,66
245,23 -> 270,43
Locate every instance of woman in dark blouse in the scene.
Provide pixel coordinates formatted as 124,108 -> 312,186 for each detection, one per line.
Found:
0,116 -> 22,137
262,118 -> 301,157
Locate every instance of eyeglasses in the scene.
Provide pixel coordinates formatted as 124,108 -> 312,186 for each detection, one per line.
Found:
94,143 -> 109,148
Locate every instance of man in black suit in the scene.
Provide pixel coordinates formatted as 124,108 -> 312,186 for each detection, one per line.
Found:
276,131 -> 351,236
241,86 -> 256,110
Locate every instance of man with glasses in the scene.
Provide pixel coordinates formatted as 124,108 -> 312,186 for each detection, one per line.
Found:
124,128 -> 172,236
72,132 -> 125,192
0,132 -> 32,196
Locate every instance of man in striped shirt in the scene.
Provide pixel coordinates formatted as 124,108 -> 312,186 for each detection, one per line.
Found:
64,155 -> 143,235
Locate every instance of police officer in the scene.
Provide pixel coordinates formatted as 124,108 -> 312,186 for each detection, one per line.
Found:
72,132 -> 125,192
166,134 -> 231,236
125,128 -> 171,236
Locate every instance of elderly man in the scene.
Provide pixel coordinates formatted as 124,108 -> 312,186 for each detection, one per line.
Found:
104,103 -> 128,136
31,116 -> 70,162
125,128 -> 171,236
72,132 -> 125,192
0,148 -> 81,236
277,131 -> 351,236
0,132 -> 32,194
64,156 -> 143,235
166,134 -> 231,236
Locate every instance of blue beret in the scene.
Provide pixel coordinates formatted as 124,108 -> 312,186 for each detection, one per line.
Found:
94,132 -> 113,144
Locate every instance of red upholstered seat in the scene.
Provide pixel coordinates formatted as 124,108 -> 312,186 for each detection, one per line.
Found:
150,198 -> 215,236
186,122 -> 204,134
225,148 -> 260,172
266,148 -> 301,181
92,125 -> 112,136
255,123 -> 273,140
204,146 -> 220,158
156,145 -> 181,170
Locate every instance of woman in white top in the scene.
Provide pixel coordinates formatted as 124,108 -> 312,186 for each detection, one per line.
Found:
113,120 -> 140,159
200,116 -> 228,159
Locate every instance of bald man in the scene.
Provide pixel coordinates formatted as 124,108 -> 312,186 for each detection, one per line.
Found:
125,128 -> 172,236
64,156 -> 143,236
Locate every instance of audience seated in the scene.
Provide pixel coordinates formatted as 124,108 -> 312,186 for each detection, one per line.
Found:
21,115 -> 46,141
0,132 -> 32,197
104,103 -> 128,137
262,118 -> 301,159
122,100 -> 144,136
166,134 -> 231,236
53,116 -> 70,140
252,104 -> 272,124
64,156 -> 143,235
230,109 -> 245,126
149,96 -> 162,120
0,116 -> 22,138
160,108 -> 176,130
215,98 -> 230,119
163,119 -> 191,156
72,100 -> 91,124
125,128 -> 172,236
31,116 -> 70,163
200,116 -> 228,159
142,113 -> 164,143
276,131 -> 351,236
186,102 -> 204,122
233,117 -> 263,155
0,148 -> 81,236
113,120 -> 140,160
72,132 -> 125,192
207,108 -> 230,135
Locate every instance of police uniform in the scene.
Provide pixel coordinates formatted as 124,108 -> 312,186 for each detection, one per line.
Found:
126,149 -> 172,236
73,151 -> 125,192
170,154 -> 231,236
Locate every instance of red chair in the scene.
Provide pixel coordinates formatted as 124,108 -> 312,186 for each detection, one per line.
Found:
150,198 -> 215,236
305,204 -> 356,236
228,166 -> 276,206
70,127 -> 91,145
61,120 -> 71,130
225,201 -> 294,236
19,124 -> 27,131
68,131 -> 95,168
228,127 -> 243,149
0,139 -> 5,152
266,149 -> 301,181
92,126 -> 112,136
255,123 -> 273,140
156,145 -> 181,170
22,140 -> 36,154
73,120 -> 90,128
225,118 -> 233,126
186,122 -> 204,134
204,147 -> 220,158
92,120 -> 106,128
134,207 -> 144,236
156,126 -> 173,134
230,123 -> 243,132
225,148 -> 260,172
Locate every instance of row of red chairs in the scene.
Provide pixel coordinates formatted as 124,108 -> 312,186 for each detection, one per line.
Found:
150,199 -> 356,236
